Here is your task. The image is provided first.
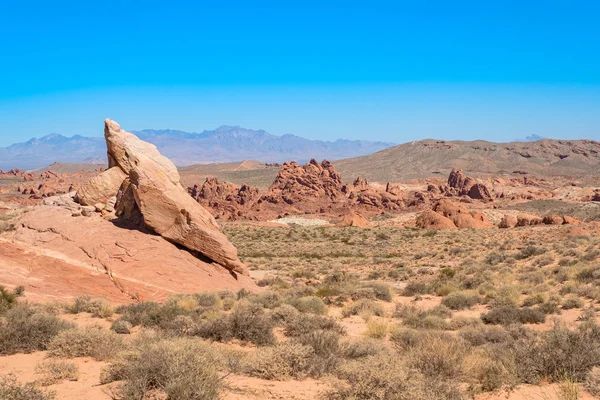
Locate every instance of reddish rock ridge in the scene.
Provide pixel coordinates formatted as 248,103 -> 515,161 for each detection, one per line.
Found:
188,177 -> 260,220
187,159 -> 405,220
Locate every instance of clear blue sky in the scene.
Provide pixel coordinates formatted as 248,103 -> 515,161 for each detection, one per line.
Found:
0,0 -> 599,146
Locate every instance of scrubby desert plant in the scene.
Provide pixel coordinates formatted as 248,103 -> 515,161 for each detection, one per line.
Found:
0,304 -> 72,355
47,325 -> 125,361
107,337 -> 223,400
365,318 -> 390,339
480,306 -> 545,325
585,366 -> 600,397
111,319 -> 133,334
244,342 -> 314,380
0,374 -> 55,400
342,299 -> 384,319
441,291 -> 480,310
35,360 -> 79,386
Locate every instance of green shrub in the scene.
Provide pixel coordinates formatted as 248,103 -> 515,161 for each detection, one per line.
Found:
0,304 -> 73,355
47,325 -> 125,361
441,291 -> 480,310
0,374 -> 55,400
108,337 -> 223,400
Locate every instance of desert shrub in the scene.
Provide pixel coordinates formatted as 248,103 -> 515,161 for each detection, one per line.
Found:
562,295 -> 584,310
485,252 -> 505,265
66,296 -> 110,316
270,304 -> 301,325
538,297 -> 562,314
35,360 -> 79,385
486,286 -> 520,308
192,292 -> 222,308
449,316 -> 482,330
109,337 -> 223,400
406,333 -> 468,379
512,322 -> 600,384
283,313 -> 345,337
516,246 -> 545,260
244,342 -> 314,380
47,325 -> 125,361
441,291 -> 480,310
195,313 -> 231,342
365,318 -> 390,339
435,282 -> 458,297
339,338 -> 386,359
162,315 -> 198,336
522,293 -> 545,306
0,286 -> 18,314
227,302 -> 275,346
0,304 -> 73,355
285,296 -> 326,314
251,291 -> 282,309
459,325 -> 511,346
402,282 -> 430,296
576,265 -> 600,283
481,306 -> 545,325
0,374 -> 55,400
390,328 -> 422,351
114,301 -> 163,327
296,330 -> 341,356
325,353 -> 463,400
585,367 -> 600,397
342,299 -> 384,318
360,282 -> 393,301
394,304 -> 451,330
111,319 -> 133,334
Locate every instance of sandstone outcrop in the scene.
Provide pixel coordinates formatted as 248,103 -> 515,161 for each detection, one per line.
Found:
447,168 -> 493,201
415,199 -> 492,229
433,199 -> 492,228
76,119 -> 247,275
1,197 -> 256,303
415,209 -> 457,229
334,211 -> 373,228
188,178 -> 259,220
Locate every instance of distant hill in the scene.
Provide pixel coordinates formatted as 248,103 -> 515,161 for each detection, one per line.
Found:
0,126 -> 395,170
334,138 -> 600,181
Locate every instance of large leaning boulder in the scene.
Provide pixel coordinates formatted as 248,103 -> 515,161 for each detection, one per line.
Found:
76,119 -> 247,275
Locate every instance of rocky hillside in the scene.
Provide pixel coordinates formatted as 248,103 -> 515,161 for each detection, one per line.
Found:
334,138 -> 600,181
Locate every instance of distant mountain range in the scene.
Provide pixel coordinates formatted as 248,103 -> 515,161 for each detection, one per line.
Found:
0,126 -> 396,170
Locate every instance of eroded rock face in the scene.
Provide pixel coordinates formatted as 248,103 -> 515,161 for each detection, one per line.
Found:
416,199 -> 492,229
76,119 -> 247,275
1,201 -> 256,303
415,209 -> 457,229
447,168 -> 493,201
188,178 -> 260,220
